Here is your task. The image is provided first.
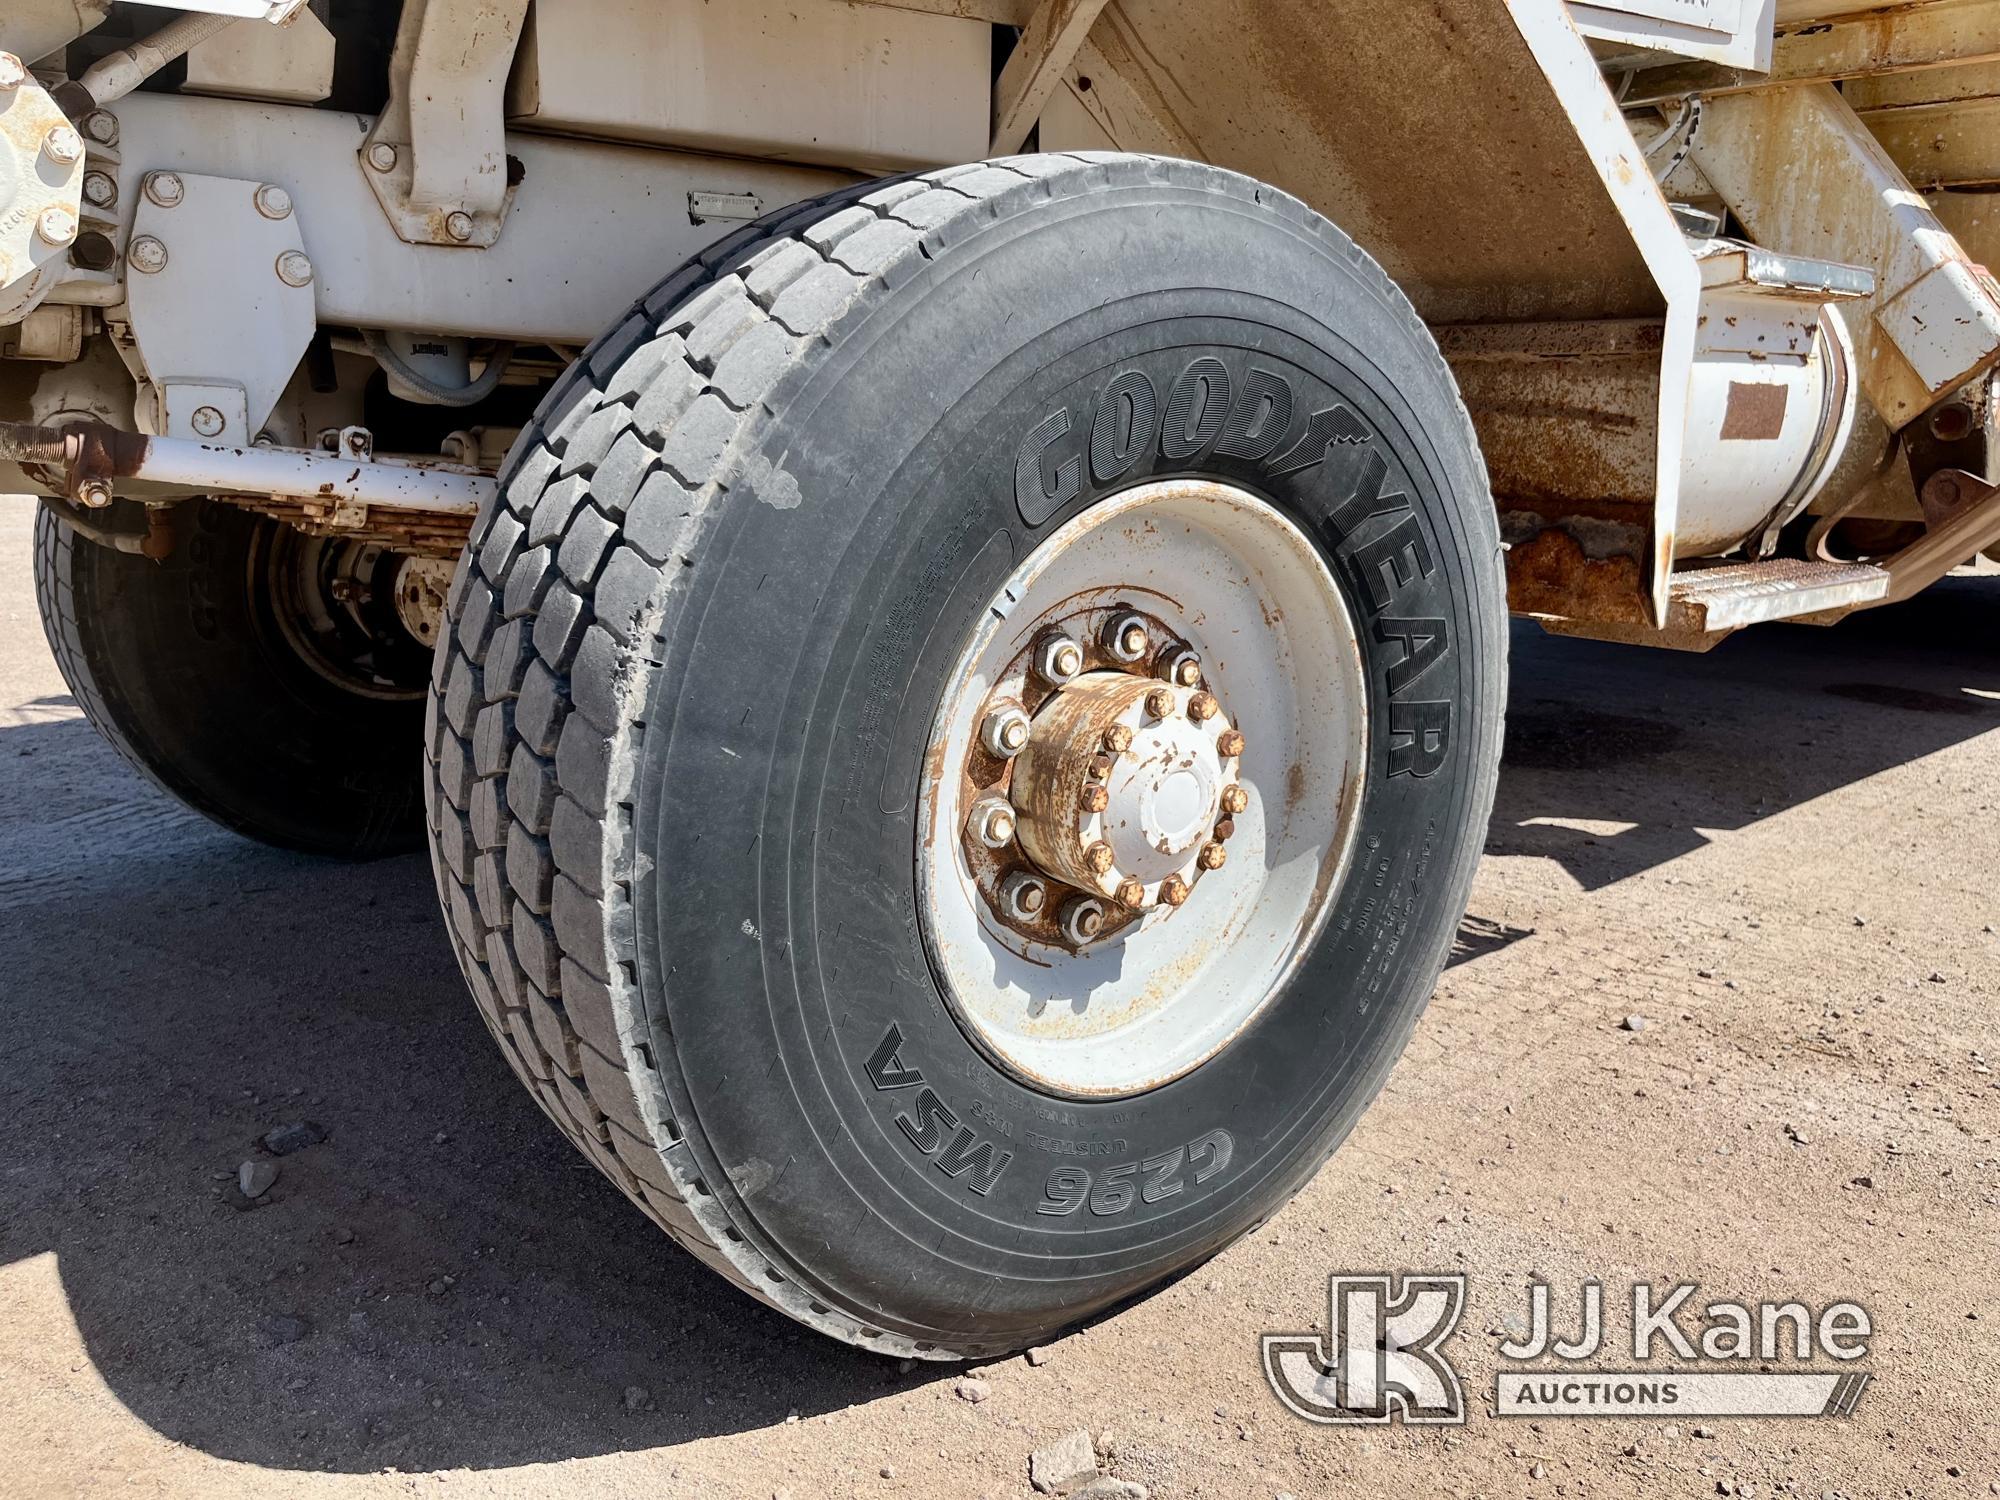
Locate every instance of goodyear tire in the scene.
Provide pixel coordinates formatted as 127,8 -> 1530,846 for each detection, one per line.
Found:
35,500 -> 428,857
427,154 -> 1504,1357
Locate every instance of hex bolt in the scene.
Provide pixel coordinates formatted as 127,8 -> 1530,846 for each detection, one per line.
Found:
75,479 -> 112,509
1035,633 -> 1085,687
1144,687 -> 1175,720
980,703 -> 1031,759
1115,878 -> 1146,908
127,235 -> 167,274
276,250 -> 315,288
1000,873 -> 1049,922
445,210 -> 476,242
1080,784 -> 1111,815
1059,896 -> 1108,947
1197,842 -> 1228,872
1160,648 -> 1202,688
82,171 -> 117,208
1084,841 -> 1116,876
190,405 -> 226,438
1220,784 -> 1250,816
1102,723 -> 1134,754
36,208 -> 76,246
254,183 -> 293,221
1213,817 -> 1237,843
967,796 -> 1017,850
1217,729 -> 1247,759
1188,692 -> 1220,723
144,172 -> 184,208
1159,875 -> 1191,908
1103,612 -> 1150,664
0,53 -> 24,90
367,141 -> 398,173
44,125 -> 84,166
82,111 -> 118,146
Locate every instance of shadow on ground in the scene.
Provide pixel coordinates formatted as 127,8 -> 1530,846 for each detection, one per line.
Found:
1,576 -> 1995,1471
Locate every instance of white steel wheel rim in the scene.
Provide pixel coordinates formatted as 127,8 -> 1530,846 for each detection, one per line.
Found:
915,480 -> 1369,1099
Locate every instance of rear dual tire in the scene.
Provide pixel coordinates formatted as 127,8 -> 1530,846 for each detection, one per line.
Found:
425,153 -> 1505,1356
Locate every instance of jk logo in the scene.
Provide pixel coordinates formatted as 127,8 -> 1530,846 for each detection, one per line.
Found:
1262,1273 -> 1468,1425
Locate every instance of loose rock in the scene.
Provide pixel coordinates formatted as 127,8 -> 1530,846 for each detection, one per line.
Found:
1621,1015 -> 1647,1032
1025,1345 -> 1053,1367
1072,1481 -> 1148,1500
261,1121 -> 326,1155
1030,1428 -> 1099,1494
954,1376 -> 991,1404
239,1159 -> 279,1198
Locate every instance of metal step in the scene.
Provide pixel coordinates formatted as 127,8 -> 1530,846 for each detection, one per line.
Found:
1668,558 -> 1890,632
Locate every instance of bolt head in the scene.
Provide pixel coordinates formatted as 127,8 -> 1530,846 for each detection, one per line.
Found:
75,478 -> 112,509
144,172 -> 184,208
190,405 -> 226,438
1159,875 -> 1191,908
1220,784 -> 1249,816
1102,724 -> 1134,754
1080,785 -> 1110,815
1197,842 -> 1228,872
1217,729 -> 1246,759
445,210 -> 475,242
36,207 -> 76,246
128,235 -> 167,274
1084,841 -> 1116,876
1060,897 -> 1108,947
82,170 -> 116,208
254,183 -> 293,220
1001,873 -> 1048,920
276,249 -> 314,288
1035,633 -> 1085,686
44,125 -> 84,166
0,52 -> 24,90
1145,688 -> 1175,720
968,797 -> 1016,850
367,141 -> 398,172
1187,692 -> 1219,723
82,111 -> 118,145
1213,817 -> 1236,843
1115,879 -> 1146,908
1103,612 -> 1150,664
1160,648 -> 1202,688
981,704 -> 1032,759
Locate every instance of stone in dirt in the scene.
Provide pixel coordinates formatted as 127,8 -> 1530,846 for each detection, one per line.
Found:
262,1121 -> 326,1155
1071,1481 -> 1148,1500
1621,1015 -> 1647,1032
1030,1428 -> 1099,1494
1026,1346 -> 1053,1366
239,1159 -> 279,1198
954,1376 -> 991,1404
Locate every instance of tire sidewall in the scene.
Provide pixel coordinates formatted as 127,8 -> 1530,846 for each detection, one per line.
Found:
634,169 -> 1501,1345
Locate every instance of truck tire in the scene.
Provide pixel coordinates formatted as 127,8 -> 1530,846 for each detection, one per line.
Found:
427,154 -> 1504,1358
35,500 -> 428,857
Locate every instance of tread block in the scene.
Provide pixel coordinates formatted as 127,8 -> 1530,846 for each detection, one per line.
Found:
556,505 -> 620,590
548,793 -> 603,896
623,472 -> 697,567
509,901 -> 563,994
657,393 -> 739,488
514,661 -> 565,759
505,823 -> 555,914
555,712 -> 615,817
590,430 -> 658,519
529,475 -> 593,548
555,957 -> 621,1062
590,546 -> 662,648
767,260 -> 864,336
531,579 -> 590,672
506,739 -> 559,833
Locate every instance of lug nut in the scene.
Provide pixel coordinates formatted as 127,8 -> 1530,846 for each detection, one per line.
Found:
1159,875 -> 1191,908
1220,784 -> 1249,816
82,170 -> 116,208
968,796 -> 1016,849
1213,817 -> 1236,842
128,235 -> 167,274
1188,692 -> 1219,723
81,111 -> 118,145
0,53 -> 25,91
980,703 -> 1031,758
1197,842 -> 1228,871
1083,841 -> 1116,876
1103,612 -> 1150,664
75,479 -> 112,509
1060,896 -> 1108,947
1035,633 -> 1085,686
1160,647 -> 1202,688
254,183 -> 293,220
276,249 -> 314,288
1080,784 -> 1110,815
44,125 -> 83,166
144,171 -> 184,208
1001,873 -> 1048,921
1144,687 -> 1175,719
1115,878 -> 1146,908
36,208 -> 76,246
1103,723 -> 1134,753
1217,729 -> 1246,759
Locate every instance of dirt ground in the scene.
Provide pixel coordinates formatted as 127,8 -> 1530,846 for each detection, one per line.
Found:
1,500 -> 1995,1500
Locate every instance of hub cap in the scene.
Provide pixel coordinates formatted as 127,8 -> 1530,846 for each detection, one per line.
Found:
916,480 -> 1369,1098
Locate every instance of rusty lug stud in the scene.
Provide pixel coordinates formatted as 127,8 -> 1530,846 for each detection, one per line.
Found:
980,703 -> 1032,759
1159,875 -> 1191,908
1084,841 -> 1116,876
1001,873 -> 1049,921
1035,633 -> 1085,686
1059,896 -> 1108,947
1187,692 -> 1220,723
968,796 -> 1017,849
1115,878 -> 1147,908
1197,842 -> 1228,872
1220,784 -> 1250,816
1213,817 -> 1237,842
1102,724 -> 1135,754
1080,784 -> 1111,815
1217,729 -> 1247,759
1159,647 -> 1202,688
1102,611 -> 1150,664
1144,687 -> 1175,720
